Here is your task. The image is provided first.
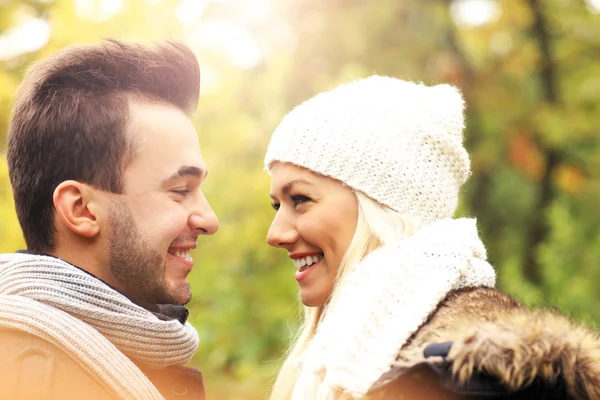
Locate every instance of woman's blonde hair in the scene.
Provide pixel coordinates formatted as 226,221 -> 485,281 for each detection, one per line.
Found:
270,191 -> 418,400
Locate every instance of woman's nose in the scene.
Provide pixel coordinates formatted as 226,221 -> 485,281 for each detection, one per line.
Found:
266,212 -> 298,248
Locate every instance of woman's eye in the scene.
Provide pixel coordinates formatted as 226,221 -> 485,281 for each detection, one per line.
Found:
271,202 -> 280,211
290,195 -> 311,207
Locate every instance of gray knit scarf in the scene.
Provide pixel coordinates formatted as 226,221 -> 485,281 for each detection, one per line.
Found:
0,252 -> 200,400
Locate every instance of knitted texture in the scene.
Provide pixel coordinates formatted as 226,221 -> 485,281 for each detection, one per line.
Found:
0,253 -> 201,399
0,295 -> 164,400
264,76 -> 470,225
292,218 -> 496,399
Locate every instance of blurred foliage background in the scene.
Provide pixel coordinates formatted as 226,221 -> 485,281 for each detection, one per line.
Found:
1,0 -> 600,398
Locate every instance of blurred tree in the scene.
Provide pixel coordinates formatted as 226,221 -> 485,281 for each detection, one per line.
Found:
1,0 -> 599,398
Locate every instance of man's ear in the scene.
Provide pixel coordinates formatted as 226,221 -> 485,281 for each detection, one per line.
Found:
53,181 -> 101,238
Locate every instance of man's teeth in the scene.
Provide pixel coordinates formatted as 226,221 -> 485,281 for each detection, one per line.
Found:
294,255 -> 323,270
173,250 -> 193,261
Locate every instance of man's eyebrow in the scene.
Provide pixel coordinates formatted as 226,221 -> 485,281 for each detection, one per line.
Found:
269,179 -> 312,199
161,166 -> 207,185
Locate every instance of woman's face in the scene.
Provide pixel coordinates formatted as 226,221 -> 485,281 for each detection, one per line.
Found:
267,162 -> 358,307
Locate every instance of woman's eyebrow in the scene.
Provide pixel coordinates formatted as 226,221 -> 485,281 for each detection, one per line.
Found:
269,179 -> 312,199
282,179 -> 312,194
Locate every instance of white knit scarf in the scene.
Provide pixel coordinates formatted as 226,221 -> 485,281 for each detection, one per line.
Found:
0,253 -> 200,400
292,218 -> 496,399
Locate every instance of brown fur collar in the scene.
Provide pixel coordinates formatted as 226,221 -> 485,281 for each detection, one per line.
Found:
371,287 -> 600,399
447,306 -> 600,399
402,287 -> 524,351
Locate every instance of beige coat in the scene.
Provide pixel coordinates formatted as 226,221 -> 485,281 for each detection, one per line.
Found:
0,328 -> 206,400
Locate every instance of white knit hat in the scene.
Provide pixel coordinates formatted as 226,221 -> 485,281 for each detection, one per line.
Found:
264,76 -> 471,225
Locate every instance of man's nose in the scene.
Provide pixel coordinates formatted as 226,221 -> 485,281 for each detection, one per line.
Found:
266,211 -> 298,248
189,195 -> 219,235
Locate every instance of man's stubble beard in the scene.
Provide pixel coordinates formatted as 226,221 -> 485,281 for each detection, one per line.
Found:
108,200 -> 191,305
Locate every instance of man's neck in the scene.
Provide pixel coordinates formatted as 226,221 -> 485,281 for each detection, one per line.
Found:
17,250 -> 189,324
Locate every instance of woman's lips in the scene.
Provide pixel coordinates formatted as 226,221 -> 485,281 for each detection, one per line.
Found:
296,259 -> 321,281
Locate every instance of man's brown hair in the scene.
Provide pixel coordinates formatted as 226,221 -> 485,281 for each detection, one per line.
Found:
7,39 -> 200,252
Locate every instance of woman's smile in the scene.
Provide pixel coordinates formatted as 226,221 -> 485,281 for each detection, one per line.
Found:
291,253 -> 325,281
267,162 -> 358,307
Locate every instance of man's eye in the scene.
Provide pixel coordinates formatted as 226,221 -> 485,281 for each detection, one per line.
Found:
290,195 -> 311,207
171,189 -> 189,196
271,202 -> 280,211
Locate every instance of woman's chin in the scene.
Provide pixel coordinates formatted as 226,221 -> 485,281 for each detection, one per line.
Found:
300,290 -> 328,308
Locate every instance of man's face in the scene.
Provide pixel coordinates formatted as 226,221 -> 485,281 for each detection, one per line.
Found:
105,99 -> 218,305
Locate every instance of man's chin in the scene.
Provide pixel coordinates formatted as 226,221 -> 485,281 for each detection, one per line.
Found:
165,281 -> 192,305
138,280 -> 191,305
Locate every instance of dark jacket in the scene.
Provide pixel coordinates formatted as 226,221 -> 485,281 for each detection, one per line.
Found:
369,287 -> 600,399
0,328 -> 206,400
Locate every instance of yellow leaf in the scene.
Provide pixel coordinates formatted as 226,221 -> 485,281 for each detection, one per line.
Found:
554,164 -> 586,194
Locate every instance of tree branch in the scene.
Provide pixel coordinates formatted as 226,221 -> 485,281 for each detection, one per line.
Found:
439,1 -> 510,272
523,0 -> 562,285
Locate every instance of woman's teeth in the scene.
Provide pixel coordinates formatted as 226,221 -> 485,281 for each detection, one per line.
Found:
294,255 -> 323,271
173,249 -> 193,261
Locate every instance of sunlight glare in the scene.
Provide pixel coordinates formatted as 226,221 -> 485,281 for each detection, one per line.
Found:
198,63 -> 221,94
587,0 -> 600,13
0,17 -> 51,61
187,21 -> 262,69
241,0 -> 271,23
176,0 -> 211,26
451,0 -> 500,27
74,0 -> 124,22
